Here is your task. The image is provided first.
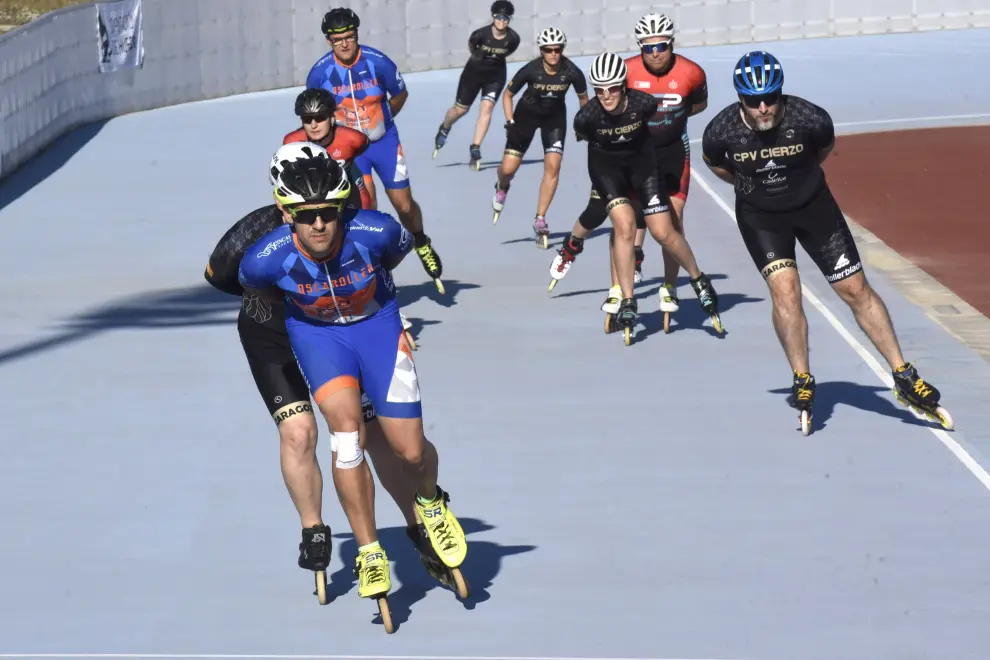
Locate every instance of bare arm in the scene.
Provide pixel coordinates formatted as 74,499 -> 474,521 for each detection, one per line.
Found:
502,88 -> 515,123
389,89 -> 409,117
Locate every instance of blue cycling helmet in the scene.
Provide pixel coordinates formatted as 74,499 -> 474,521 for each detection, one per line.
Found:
733,51 -> 783,95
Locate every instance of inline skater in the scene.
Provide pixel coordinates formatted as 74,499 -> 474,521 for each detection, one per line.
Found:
283,92 -> 417,343
491,26 -> 588,248
700,50 -> 952,433
238,153 -> 469,621
433,0 -> 521,169
550,14 -> 708,331
284,88 -> 373,210
203,143 -> 459,599
307,7 -> 445,294
572,52 -> 721,343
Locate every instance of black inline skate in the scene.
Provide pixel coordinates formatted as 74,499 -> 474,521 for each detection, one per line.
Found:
634,246 -> 645,284
788,371 -> 816,436
690,272 -> 724,334
469,144 -> 482,171
892,362 -> 954,430
432,124 -> 449,159
605,297 -> 637,346
406,523 -> 470,599
414,232 -> 445,294
299,524 -> 332,604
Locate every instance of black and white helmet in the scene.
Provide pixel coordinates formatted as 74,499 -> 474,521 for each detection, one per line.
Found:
589,52 -> 627,87
537,26 -> 566,48
269,142 -> 330,186
634,13 -> 674,41
273,156 -> 351,207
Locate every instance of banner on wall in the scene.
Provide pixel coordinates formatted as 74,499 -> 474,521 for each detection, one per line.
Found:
96,0 -> 144,72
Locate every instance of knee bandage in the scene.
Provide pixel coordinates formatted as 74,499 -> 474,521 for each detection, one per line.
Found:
330,431 -> 364,469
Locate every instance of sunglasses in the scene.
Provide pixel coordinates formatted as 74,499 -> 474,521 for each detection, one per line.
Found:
640,41 -> 671,55
329,34 -> 356,46
287,204 -> 342,224
541,46 -> 562,54
493,13 -> 510,21
595,84 -> 624,96
740,92 -> 781,108
301,113 -> 330,124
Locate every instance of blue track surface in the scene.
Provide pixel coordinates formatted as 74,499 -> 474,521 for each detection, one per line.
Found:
2,28 -> 990,660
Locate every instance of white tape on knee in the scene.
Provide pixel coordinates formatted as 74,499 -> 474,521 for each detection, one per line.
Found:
333,431 -> 364,469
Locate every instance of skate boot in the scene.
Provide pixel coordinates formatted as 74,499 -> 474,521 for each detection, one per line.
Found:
414,234 -> 445,295
658,282 -> 679,333
789,371 -> 816,436
690,272 -> 725,334
414,484 -> 468,569
492,180 -> 509,224
354,542 -> 394,633
533,215 -> 550,250
406,523 -> 470,599
400,312 -> 417,350
601,284 -> 622,315
634,246 -> 645,284
299,524 -> 332,604
605,297 -> 637,345
469,144 -> 482,171
548,234 -> 585,291
432,124 -> 449,159
892,362 -> 954,430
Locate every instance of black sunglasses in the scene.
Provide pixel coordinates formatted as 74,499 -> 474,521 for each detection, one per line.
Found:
740,92 -> 781,108
301,113 -> 330,124
288,204 -> 342,224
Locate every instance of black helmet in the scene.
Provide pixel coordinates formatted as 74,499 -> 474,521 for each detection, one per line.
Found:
490,0 -> 514,16
295,88 -> 336,117
322,7 -> 360,36
274,156 -> 352,207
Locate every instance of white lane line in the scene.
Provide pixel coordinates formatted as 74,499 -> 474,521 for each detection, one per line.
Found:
690,168 -> 990,494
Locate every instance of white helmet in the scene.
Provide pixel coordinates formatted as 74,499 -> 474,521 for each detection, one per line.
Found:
269,141 -> 330,186
634,13 -> 674,41
589,52 -> 627,87
537,26 -> 566,48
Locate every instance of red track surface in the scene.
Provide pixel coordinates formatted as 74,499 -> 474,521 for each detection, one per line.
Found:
823,126 -> 990,316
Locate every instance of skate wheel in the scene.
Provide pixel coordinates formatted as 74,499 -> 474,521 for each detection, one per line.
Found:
935,406 -> 954,431
315,570 -> 328,605
451,567 -> 470,599
404,330 -> 417,351
377,596 -> 394,634
623,326 -> 632,346
537,234 -> 549,250
800,409 -> 811,436
604,313 -> 615,335
548,278 -> 557,292
711,314 -> 724,334
434,279 -> 445,295
432,149 -> 438,159
663,312 -> 671,334
493,212 -> 500,225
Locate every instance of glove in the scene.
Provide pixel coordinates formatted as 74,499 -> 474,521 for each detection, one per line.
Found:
504,119 -> 514,136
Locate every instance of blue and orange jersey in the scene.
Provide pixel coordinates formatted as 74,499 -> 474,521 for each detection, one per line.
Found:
306,46 -> 406,142
237,208 -> 413,325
